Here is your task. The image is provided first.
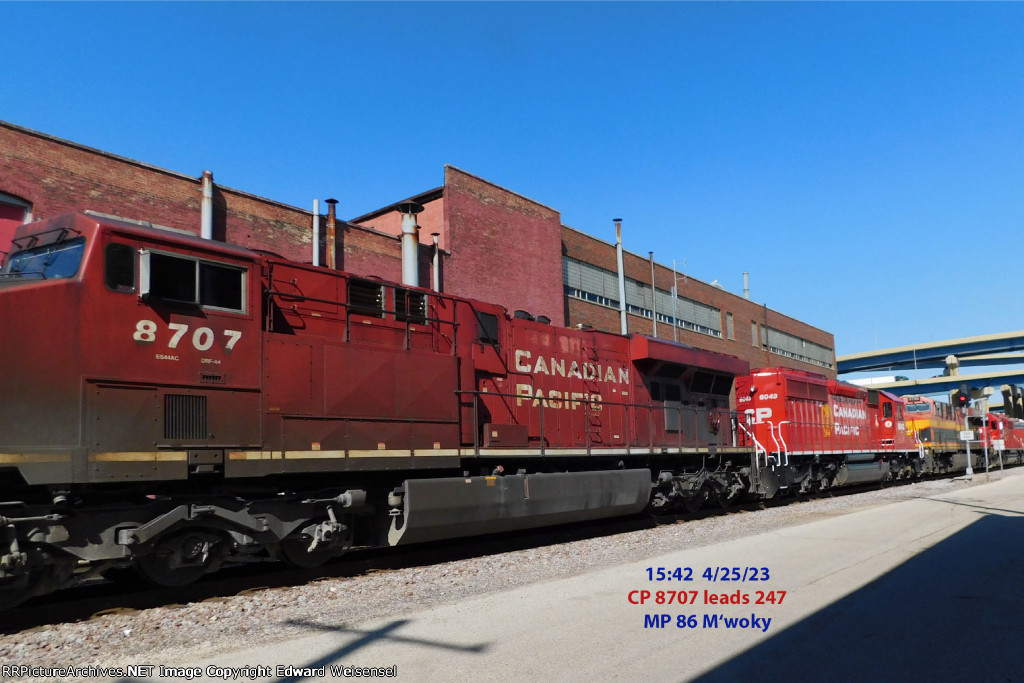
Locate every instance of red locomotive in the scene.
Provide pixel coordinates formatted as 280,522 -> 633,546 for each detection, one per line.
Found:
732,367 -> 1024,497
0,210 -> 1017,609
972,412 -> 1024,464
0,211 -> 749,608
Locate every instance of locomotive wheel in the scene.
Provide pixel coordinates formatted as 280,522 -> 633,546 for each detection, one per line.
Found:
0,581 -> 31,611
0,555 -> 75,609
135,532 -> 221,587
280,536 -> 335,569
684,489 -> 707,513
715,488 -> 737,509
280,517 -> 349,568
137,554 -> 206,587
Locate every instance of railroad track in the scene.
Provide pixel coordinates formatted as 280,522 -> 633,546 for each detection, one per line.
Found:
0,512 -> 662,634
0,469 -> 1001,635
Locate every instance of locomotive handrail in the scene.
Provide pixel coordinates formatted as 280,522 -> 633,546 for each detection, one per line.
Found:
453,389 -> 734,454
268,286 -> 456,328
10,225 -> 81,249
678,405 -> 684,452
776,421 -> 790,467
737,420 -> 768,470
457,388 -> 604,456
264,262 -> 462,353
583,400 -> 591,456
765,420 -> 782,466
0,271 -> 46,280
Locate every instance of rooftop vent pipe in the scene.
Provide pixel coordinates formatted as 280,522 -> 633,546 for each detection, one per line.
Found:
326,198 -> 338,269
312,199 -> 321,267
398,201 -> 424,287
201,170 -> 214,240
649,251 -> 657,338
615,219 -> 627,335
743,272 -> 750,299
431,232 -> 441,292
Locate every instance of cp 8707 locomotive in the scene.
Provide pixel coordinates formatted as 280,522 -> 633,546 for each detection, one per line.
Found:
0,211 -> 752,608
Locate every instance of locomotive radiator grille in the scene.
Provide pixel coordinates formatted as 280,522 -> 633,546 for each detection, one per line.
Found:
165,394 -> 208,440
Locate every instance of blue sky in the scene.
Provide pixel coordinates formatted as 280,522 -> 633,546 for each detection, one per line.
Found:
3,2 -> 1022,357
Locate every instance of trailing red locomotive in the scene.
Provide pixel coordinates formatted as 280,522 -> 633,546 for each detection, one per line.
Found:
0,211 -> 751,608
0,210 -> 1019,609
735,368 -> 1024,498
736,369 -> 930,497
973,412 -> 1024,456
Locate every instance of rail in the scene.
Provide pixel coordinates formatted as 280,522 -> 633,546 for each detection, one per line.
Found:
765,421 -> 782,467
776,421 -> 790,466
454,389 -> 735,458
741,415 -> 948,460
264,263 -> 462,354
737,420 -> 768,470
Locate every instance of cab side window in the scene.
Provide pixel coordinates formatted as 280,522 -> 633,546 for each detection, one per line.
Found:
105,243 -> 135,292
140,250 -> 246,312
476,312 -> 499,345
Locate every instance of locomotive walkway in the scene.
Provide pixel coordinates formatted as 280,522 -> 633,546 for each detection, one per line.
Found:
186,474 -> 1024,682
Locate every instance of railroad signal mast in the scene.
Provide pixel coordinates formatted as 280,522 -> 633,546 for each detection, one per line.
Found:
953,384 -> 975,478
952,389 -> 971,409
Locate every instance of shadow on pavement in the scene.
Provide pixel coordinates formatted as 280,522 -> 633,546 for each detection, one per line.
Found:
694,504 -> 1024,682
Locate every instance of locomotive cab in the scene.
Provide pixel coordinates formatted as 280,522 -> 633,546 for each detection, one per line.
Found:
0,212 -> 262,487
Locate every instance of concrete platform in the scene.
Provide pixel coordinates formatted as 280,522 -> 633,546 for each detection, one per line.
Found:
188,473 -> 1024,682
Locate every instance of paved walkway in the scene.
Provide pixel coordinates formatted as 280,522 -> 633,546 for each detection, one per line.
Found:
181,473 -> 1024,682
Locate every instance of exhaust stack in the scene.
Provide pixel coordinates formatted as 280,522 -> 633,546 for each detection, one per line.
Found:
326,198 -> 338,269
649,251 -> 657,338
398,201 -> 424,287
312,199 -> 321,267
201,170 -> 214,240
431,232 -> 441,292
615,219 -> 627,335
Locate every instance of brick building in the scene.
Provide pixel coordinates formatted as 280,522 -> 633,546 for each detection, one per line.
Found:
0,120 -> 413,281
562,227 -> 835,375
0,119 -> 835,376
350,166 -> 565,324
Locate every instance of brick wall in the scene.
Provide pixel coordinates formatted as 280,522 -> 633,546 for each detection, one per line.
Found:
0,120 -> 409,278
562,225 -> 837,377
351,192 -> 448,250
0,120 -> 834,376
443,166 -> 565,324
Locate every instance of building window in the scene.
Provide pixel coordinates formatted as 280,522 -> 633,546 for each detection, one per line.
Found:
726,313 -> 734,340
0,192 -> 32,258
760,325 -> 835,369
562,256 -> 722,338
751,322 -> 758,347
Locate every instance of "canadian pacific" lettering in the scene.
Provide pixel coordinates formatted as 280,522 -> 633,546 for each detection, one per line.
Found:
513,349 -> 629,410
514,349 -> 629,385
